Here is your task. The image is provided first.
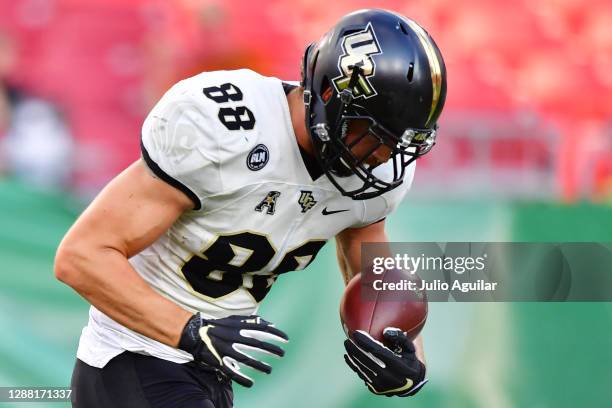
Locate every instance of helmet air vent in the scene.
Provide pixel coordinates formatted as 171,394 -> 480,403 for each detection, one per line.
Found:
407,62 -> 415,82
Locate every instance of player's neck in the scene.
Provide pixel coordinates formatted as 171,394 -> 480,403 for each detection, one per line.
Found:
286,86 -> 315,156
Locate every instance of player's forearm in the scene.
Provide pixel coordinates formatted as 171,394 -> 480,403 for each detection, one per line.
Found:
336,230 -> 428,368
336,244 -> 352,284
55,243 -> 191,347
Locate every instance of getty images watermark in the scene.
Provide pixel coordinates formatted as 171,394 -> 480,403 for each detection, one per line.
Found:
361,243 -> 612,302
371,252 -> 498,293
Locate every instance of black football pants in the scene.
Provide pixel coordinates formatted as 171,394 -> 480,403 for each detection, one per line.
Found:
70,351 -> 233,408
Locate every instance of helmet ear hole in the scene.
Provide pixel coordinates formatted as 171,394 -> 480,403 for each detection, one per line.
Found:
407,62 -> 415,82
320,76 -> 333,103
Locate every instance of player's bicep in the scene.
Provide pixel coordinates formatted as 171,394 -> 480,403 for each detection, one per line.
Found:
63,159 -> 193,258
336,220 -> 388,284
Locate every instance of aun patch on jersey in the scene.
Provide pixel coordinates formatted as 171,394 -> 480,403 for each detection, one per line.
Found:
247,144 -> 269,171
255,191 -> 280,215
298,190 -> 317,213
332,22 -> 382,99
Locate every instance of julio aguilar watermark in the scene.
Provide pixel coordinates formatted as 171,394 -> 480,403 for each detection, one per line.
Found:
371,252 -> 497,293
361,243 -> 612,302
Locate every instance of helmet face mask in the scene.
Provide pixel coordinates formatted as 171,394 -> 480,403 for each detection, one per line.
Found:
302,9 -> 447,200
316,109 -> 438,200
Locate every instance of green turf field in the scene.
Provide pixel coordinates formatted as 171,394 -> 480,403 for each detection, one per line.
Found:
0,179 -> 610,407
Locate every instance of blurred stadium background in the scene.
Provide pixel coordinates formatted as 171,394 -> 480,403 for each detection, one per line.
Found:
0,0 -> 611,407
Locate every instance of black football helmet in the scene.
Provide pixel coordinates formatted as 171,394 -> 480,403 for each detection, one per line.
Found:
302,9 -> 447,199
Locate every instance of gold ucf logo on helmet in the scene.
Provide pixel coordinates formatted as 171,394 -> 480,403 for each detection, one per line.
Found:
333,23 -> 382,98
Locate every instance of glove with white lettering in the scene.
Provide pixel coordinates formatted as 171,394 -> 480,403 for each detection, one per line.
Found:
344,328 -> 427,397
178,313 -> 288,387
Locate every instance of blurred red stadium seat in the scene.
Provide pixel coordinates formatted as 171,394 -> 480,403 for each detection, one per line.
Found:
0,0 -> 609,200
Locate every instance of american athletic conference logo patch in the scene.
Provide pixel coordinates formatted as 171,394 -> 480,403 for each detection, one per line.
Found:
247,144 -> 269,171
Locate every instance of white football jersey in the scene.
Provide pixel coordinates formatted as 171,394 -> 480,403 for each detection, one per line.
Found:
77,69 -> 415,368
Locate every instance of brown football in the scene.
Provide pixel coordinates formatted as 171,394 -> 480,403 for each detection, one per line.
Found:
339,272 -> 428,342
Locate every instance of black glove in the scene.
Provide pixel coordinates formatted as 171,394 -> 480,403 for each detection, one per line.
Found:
178,313 -> 288,387
344,328 -> 427,397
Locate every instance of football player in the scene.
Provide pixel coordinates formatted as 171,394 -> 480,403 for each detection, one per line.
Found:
55,8 -> 446,407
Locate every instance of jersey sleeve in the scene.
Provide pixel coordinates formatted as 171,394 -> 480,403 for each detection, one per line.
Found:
352,161 -> 416,228
140,81 -> 222,210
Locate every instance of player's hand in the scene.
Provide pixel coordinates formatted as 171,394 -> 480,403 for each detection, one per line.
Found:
343,328 -> 427,397
178,313 -> 289,387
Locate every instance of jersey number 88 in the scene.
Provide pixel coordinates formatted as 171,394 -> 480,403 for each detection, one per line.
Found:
182,232 -> 326,302
203,83 -> 256,131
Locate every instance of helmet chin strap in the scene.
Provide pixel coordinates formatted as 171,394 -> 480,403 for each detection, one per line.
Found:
330,63 -> 364,177
338,62 -> 364,108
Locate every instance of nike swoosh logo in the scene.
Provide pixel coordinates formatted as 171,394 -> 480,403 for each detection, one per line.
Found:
322,207 -> 349,215
368,378 -> 414,395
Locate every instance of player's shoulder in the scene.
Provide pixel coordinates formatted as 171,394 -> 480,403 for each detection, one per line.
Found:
190,68 -> 268,83
176,69 -> 282,100
140,69 -> 292,203
147,69 -> 286,131
144,70 -> 277,138
152,69 -> 279,104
